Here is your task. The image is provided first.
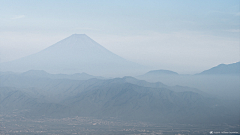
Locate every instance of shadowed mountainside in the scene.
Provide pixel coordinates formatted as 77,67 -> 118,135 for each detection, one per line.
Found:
1,70 -> 238,124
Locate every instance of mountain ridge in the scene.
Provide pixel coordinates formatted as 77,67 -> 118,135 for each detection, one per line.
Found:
21,70 -> 104,80
197,61 -> 240,75
1,71 -> 239,124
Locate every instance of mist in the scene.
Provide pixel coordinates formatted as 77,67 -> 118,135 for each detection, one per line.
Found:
1,0 -> 239,134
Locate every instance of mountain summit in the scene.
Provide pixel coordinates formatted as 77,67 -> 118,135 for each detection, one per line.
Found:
0,34 -> 144,76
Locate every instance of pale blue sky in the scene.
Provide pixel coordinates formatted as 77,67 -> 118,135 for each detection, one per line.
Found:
0,0 -> 239,74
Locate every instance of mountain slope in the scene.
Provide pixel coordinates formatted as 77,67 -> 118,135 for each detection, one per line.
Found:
198,62 -> 240,75
0,87 -> 38,113
0,71 -> 207,101
59,82 -> 232,124
0,34 -> 144,76
1,73 -> 238,124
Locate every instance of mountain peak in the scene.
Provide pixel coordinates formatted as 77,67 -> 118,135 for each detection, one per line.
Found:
45,34 -> 102,51
70,34 -> 88,38
63,34 -> 92,44
21,70 -> 50,77
146,70 -> 178,75
0,34 -> 144,76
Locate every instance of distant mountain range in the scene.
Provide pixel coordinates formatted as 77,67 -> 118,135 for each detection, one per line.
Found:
138,69 -> 178,78
137,62 -> 239,79
20,70 -> 104,80
0,34 -> 144,77
197,61 -> 240,75
1,70 -> 238,124
144,69 -> 178,75
0,70 -> 206,102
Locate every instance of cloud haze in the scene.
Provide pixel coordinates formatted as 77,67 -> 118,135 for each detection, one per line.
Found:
11,15 -> 26,19
0,0 -> 239,74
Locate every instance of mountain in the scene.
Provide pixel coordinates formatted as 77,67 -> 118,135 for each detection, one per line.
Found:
21,70 -> 104,80
0,71 -> 207,101
198,62 -> 240,75
0,34 -> 144,77
61,82 -> 239,124
112,76 -> 208,96
1,73 -> 239,124
0,87 -> 38,113
144,70 -> 178,75
137,70 -> 178,80
141,69 -> 178,76
60,83 -> 210,122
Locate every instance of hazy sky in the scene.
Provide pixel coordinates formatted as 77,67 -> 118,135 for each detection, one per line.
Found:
0,0 -> 239,74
